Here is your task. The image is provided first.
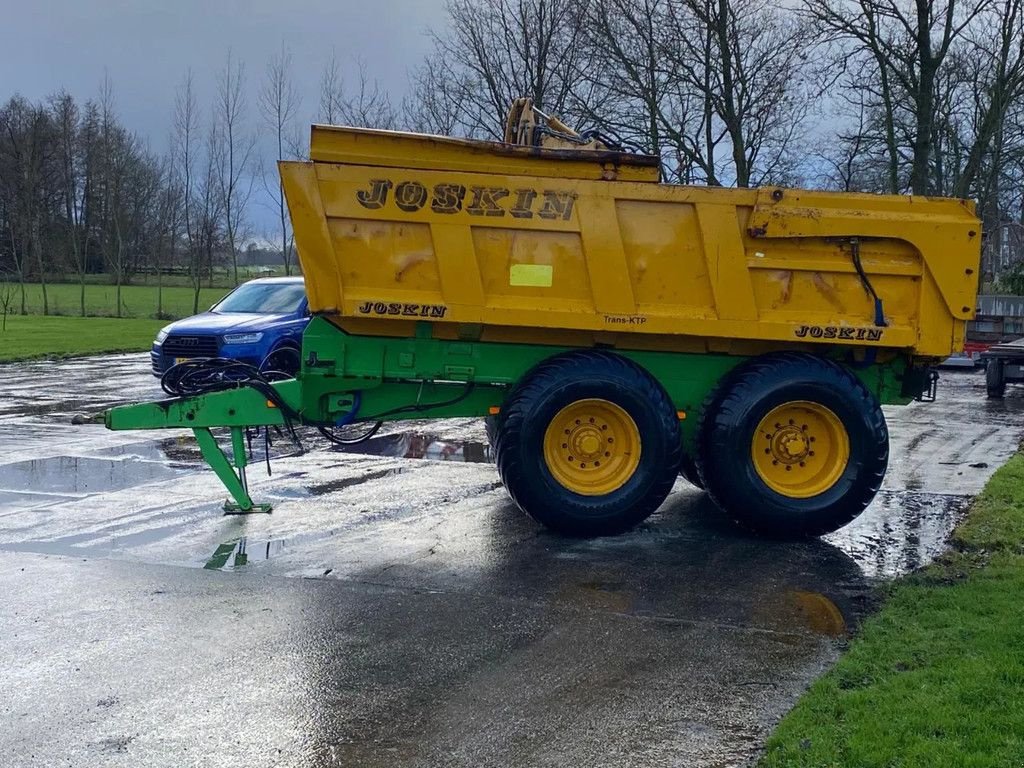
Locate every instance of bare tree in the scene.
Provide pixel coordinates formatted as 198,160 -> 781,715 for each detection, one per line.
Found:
404,53 -> 477,135
0,95 -> 51,314
197,123 -> 224,295
319,52 -> 345,126
214,50 -> 256,286
0,270 -> 14,330
318,55 -> 397,129
576,0 -> 676,157
152,155 -> 182,318
97,75 -> 122,314
49,91 -> 89,315
259,44 -> 301,275
173,69 -> 205,313
663,0 -> 813,187
952,0 -> 1024,197
416,0 -> 591,139
805,0 -> 991,195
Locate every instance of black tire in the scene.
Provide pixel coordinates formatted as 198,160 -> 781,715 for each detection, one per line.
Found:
986,359 -> 1006,399
698,352 -> 888,538
484,415 -> 501,463
493,350 -> 682,537
679,452 -> 704,489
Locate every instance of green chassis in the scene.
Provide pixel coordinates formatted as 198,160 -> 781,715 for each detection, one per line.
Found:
106,316 -> 915,513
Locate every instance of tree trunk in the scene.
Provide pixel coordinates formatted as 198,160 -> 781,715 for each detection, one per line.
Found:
80,236 -> 89,316
32,230 -> 49,315
279,181 -> 290,276
715,0 -> 748,186
910,4 -> 937,196
879,67 -> 900,194
113,215 -> 126,319
156,239 -> 164,318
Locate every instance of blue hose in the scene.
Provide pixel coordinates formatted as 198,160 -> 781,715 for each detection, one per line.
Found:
334,391 -> 362,427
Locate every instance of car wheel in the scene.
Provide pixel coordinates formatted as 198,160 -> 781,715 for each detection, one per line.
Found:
261,345 -> 300,377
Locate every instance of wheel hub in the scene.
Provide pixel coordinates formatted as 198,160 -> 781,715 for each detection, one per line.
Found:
543,398 -> 641,496
771,425 -> 809,462
751,401 -> 850,498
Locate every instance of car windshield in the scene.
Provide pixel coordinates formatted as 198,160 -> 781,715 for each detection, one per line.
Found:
214,282 -> 306,314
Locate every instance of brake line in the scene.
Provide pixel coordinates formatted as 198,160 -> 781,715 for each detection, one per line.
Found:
849,238 -> 887,327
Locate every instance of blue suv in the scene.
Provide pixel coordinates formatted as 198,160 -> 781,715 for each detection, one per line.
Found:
151,277 -> 309,377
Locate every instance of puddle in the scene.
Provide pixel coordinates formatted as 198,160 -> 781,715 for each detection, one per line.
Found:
826,489 -> 973,579
204,532 -> 342,571
327,432 -> 492,464
0,455 -> 192,498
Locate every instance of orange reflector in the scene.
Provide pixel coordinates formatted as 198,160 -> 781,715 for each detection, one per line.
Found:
266,400 -> 277,409
677,411 -> 686,420
488,406 -> 501,415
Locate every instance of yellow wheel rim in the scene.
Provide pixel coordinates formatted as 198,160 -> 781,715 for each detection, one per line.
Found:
752,401 -> 850,499
543,399 -> 642,495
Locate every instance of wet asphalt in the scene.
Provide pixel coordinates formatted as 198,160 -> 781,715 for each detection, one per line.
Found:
1,356 -> 1022,767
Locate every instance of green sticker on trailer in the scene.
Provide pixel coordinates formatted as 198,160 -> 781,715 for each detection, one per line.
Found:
510,264 -> 553,287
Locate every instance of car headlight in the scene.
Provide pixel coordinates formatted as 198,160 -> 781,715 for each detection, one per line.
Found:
222,332 -> 264,345
155,328 -> 170,343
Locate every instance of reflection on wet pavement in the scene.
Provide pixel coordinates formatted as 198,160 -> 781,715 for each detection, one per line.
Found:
2,355 -> 1024,767
826,489 -> 973,578
328,431 -> 493,464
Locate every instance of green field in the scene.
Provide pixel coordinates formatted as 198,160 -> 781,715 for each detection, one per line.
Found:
0,315 -> 163,362
5,282 -> 232,320
760,454 -> 1024,767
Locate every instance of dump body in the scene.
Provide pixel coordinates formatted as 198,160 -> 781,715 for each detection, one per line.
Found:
281,126 -> 981,360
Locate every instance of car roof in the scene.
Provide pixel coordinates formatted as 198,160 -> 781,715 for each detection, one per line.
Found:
243,276 -> 305,285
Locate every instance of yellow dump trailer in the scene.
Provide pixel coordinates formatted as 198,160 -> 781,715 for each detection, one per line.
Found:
108,124 -> 982,539
284,126 -> 978,360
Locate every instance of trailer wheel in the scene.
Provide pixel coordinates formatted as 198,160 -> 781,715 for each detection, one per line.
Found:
699,353 -> 887,538
484,415 -> 500,462
679,453 -> 704,489
986,359 -> 1006,399
494,351 -> 682,536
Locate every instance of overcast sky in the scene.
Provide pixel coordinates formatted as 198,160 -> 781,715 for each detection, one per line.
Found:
1,0 -> 448,135
1,0 -> 449,233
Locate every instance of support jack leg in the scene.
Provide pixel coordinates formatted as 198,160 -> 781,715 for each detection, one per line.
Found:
193,427 -> 273,515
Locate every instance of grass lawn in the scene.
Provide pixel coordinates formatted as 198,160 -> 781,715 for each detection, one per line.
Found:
0,315 -> 164,362
760,454 -> 1024,767
6,282 -> 231,320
